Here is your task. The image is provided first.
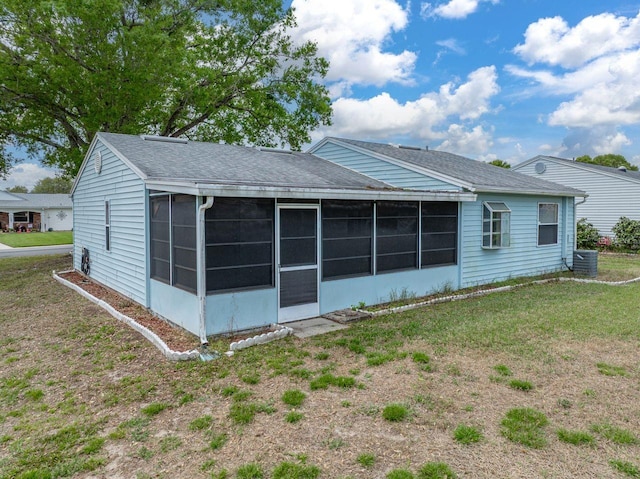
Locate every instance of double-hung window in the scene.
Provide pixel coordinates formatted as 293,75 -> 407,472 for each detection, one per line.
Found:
482,202 -> 510,248
538,203 -> 559,246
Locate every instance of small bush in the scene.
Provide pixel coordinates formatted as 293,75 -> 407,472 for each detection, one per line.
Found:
557,428 -> 594,446
613,216 -> 640,251
453,424 -> 483,445
501,407 -> 549,448
282,389 -> 307,407
417,462 -> 457,479
576,218 -> 600,250
382,403 -> 409,422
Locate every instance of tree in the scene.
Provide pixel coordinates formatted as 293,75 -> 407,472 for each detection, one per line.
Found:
0,0 -> 332,178
487,159 -> 511,168
576,154 -> 638,171
31,176 -> 72,194
6,185 -> 27,193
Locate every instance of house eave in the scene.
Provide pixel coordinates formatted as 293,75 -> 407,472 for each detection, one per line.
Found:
473,185 -> 587,198
144,180 -> 477,202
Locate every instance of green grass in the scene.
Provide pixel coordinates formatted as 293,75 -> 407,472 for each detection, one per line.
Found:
387,469 -> 415,479
501,407 -> 549,448
596,362 -> 627,376
236,463 -> 264,479
0,231 -> 72,247
272,461 -> 320,479
357,453 -> 375,467
282,389 -> 306,407
556,428 -> 595,446
285,411 -> 304,423
453,424 -> 483,445
508,379 -> 534,391
610,460 -> 640,477
382,403 -> 409,422
590,423 -> 638,444
417,462 -> 457,479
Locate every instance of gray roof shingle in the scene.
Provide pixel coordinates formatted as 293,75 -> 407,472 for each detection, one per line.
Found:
98,132 -> 391,191
328,138 -> 586,197
0,193 -> 71,209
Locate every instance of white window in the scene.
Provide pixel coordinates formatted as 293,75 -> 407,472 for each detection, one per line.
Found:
105,200 -> 111,251
538,203 -> 558,246
482,202 -> 510,248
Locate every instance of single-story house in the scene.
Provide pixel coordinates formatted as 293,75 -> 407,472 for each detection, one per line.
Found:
513,156 -> 640,238
0,191 -> 73,232
71,133 -> 586,343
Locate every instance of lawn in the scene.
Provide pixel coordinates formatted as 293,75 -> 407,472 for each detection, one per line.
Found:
0,230 -> 72,247
1,254 -> 640,478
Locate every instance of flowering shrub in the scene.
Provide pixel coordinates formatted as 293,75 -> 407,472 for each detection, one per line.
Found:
597,236 -> 612,249
612,217 -> 640,251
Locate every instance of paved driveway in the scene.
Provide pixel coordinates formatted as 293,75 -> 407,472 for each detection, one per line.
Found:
0,244 -> 73,258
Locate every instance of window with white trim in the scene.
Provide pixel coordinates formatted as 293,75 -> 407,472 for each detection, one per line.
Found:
482,202 -> 510,248
538,203 -> 558,246
105,200 -> 111,251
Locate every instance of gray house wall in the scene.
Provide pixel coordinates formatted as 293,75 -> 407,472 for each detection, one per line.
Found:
72,140 -> 148,305
514,158 -> 640,238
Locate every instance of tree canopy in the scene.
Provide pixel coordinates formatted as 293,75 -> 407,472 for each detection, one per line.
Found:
487,159 -> 510,168
31,176 -> 72,194
6,185 -> 27,193
576,154 -> 638,171
0,0 -> 332,177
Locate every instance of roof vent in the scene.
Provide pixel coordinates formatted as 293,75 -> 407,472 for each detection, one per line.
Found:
141,135 -> 188,144
258,147 -> 292,154
618,166 -> 627,172
397,145 -> 422,151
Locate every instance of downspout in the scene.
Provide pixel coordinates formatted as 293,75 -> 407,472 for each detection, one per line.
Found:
197,196 -> 214,346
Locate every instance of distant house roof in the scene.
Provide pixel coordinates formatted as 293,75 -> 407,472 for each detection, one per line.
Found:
0,193 -> 72,209
314,138 -> 587,198
517,155 -> 640,184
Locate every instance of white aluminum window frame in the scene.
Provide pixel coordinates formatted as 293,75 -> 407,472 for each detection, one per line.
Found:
537,202 -> 559,246
482,201 -> 511,249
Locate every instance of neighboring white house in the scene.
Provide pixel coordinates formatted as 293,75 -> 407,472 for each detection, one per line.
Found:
513,156 -> 640,238
0,192 -> 73,231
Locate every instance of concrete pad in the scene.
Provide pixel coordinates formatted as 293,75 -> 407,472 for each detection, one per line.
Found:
286,317 -> 348,338
0,241 -> 12,250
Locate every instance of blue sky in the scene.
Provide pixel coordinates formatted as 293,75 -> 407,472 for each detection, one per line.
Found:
3,0 -> 640,189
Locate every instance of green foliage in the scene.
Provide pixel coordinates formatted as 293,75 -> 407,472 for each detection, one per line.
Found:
0,0 -> 332,177
576,218 -> 600,250
508,379 -> 533,391
285,411 -> 304,423
357,453 -> 375,467
453,424 -> 483,444
188,415 -> 213,431
140,402 -> 168,417
272,461 -> 321,479
236,463 -> 264,479
610,460 -> 640,477
209,433 -> 228,450
596,362 -> 627,376
590,423 -> 638,444
412,351 -> 432,371
613,217 -> 640,251
501,407 -> 549,448
282,389 -> 306,407
417,462 -> 457,479
387,469 -> 415,479
493,364 -> 512,376
309,374 -> 355,390
6,185 -> 28,193
31,177 -> 72,194
576,154 -> 638,171
556,429 -> 594,446
487,159 -> 511,168
382,403 -> 409,422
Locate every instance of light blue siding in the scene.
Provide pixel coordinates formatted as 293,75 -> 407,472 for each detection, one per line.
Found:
314,143 -> 461,190
515,159 -> 640,237
460,194 -> 573,287
320,265 -> 459,312
72,141 -> 147,304
150,279 -> 199,334
207,288 -> 277,335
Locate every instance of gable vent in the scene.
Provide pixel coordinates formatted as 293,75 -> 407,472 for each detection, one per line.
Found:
141,135 -> 188,144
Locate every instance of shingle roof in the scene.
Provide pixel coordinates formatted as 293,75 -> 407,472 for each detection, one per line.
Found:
98,132 -> 391,191
327,138 -> 586,197
0,193 -> 71,209
525,155 -> 640,182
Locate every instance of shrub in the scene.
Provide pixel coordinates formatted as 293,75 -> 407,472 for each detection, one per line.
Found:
576,218 -> 600,250
612,217 -> 640,251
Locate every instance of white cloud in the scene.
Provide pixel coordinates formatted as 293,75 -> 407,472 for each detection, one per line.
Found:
290,0 -> 416,89
316,66 -> 499,152
514,12 -> 640,69
435,124 -> 494,155
421,0 -> 499,20
0,162 -> 56,191
558,126 -> 632,158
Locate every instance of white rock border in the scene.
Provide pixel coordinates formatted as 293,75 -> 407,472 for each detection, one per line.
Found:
53,270 -> 200,361
228,325 -> 293,354
365,275 -> 640,317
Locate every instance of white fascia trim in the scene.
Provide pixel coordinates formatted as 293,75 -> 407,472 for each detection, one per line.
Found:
474,186 -> 587,198
144,180 -> 477,202
314,138 -> 474,191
